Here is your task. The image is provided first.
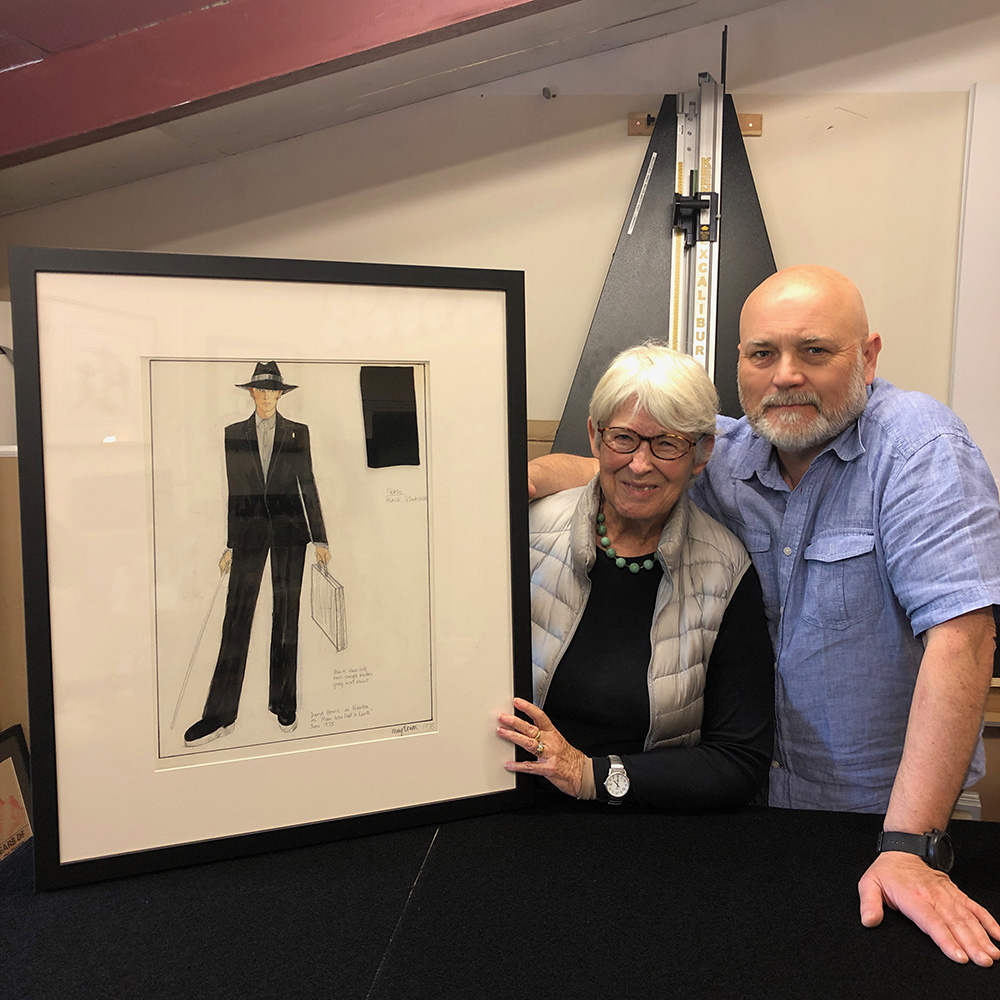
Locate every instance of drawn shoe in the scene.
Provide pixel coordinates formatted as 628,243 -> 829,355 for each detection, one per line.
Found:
184,717 -> 235,747
277,710 -> 297,734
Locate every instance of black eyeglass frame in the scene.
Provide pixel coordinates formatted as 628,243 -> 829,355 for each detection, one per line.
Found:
597,425 -> 702,461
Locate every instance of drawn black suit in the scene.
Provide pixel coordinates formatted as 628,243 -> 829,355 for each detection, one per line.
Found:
184,362 -> 328,747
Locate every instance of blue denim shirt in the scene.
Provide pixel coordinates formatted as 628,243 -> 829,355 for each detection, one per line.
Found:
691,378 -> 1000,812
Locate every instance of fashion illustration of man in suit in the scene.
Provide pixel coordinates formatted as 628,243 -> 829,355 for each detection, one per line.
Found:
184,361 -> 330,747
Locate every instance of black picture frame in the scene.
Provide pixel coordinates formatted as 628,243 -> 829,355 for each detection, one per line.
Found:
9,246 -> 532,889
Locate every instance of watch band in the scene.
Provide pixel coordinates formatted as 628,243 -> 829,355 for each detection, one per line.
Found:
877,829 -> 954,873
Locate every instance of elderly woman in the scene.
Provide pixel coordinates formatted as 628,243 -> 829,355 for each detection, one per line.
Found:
498,343 -> 773,807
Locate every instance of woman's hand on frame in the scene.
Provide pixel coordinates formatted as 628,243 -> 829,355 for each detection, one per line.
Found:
498,697 -> 588,798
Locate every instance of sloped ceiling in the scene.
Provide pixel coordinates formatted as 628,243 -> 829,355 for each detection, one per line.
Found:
0,0 -> 780,216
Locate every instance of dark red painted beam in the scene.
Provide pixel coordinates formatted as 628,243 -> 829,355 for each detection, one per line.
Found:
0,0 -> 579,168
2,0 -> 213,52
0,28 -> 45,70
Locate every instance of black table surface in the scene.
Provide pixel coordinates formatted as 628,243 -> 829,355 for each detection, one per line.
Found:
2,798 -> 999,999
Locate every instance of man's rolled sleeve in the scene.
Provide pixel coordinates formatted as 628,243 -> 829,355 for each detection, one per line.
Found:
880,430 -> 1000,637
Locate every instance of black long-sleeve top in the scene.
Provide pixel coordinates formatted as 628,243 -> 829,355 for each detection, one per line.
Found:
543,550 -> 774,808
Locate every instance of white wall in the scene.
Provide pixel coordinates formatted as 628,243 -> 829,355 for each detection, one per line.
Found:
1,0 -> 999,433
952,83 -> 1000,481
735,90 -> 968,402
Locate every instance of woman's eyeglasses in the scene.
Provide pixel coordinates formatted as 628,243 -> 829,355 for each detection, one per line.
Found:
598,426 -> 699,461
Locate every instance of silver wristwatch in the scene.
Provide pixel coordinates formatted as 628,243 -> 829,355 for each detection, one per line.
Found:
605,755 -> 630,804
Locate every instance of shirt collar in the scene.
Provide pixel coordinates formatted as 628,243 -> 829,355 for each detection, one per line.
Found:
255,412 -> 277,431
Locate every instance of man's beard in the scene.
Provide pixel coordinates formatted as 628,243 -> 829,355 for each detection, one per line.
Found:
739,354 -> 869,453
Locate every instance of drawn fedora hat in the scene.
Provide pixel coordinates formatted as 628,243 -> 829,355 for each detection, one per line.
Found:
235,361 -> 298,393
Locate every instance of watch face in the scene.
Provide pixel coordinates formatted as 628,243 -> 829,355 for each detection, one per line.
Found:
606,771 -> 629,798
929,832 -> 954,873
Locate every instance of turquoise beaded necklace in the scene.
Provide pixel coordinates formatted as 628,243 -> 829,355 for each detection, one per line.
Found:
596,502 -> 656,573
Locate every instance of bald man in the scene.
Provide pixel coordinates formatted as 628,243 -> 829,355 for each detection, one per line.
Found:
528,266 -> 1000,966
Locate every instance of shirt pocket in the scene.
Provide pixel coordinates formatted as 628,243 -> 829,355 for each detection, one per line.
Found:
801,531 -> 880,629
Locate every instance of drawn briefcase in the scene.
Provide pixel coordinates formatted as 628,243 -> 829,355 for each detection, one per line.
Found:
311,563 -> 347,651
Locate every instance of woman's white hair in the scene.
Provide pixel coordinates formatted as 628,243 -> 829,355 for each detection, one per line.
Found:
589,341 -> 718,459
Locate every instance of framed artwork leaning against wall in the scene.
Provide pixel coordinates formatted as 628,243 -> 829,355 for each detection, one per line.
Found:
0,723 -> 32,861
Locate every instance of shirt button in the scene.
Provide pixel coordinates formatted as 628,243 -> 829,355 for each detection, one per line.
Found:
770,760 -> 781,769
783,546 -> 792,556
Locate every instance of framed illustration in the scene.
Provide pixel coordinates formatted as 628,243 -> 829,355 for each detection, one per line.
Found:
9,246 -> 532,889
0,723 -> 32,861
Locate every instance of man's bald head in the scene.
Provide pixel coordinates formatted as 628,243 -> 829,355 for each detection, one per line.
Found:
740,265 -> 870,347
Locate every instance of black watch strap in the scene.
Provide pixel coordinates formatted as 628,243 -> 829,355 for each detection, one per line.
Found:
877,829 -> 954,873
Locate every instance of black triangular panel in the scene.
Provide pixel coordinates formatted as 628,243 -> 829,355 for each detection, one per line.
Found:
551,94 -> 678,457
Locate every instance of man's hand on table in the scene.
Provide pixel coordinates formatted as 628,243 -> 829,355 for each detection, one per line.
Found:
858,851 -> 1000,966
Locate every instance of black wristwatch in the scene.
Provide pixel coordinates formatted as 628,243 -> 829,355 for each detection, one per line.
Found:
877,829 -> 954,873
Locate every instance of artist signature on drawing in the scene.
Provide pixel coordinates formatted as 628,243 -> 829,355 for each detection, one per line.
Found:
384,488 -> 427,504
391,722 -> 434,737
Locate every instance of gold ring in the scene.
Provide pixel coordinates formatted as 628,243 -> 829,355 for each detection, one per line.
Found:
535,739 -> 545,756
